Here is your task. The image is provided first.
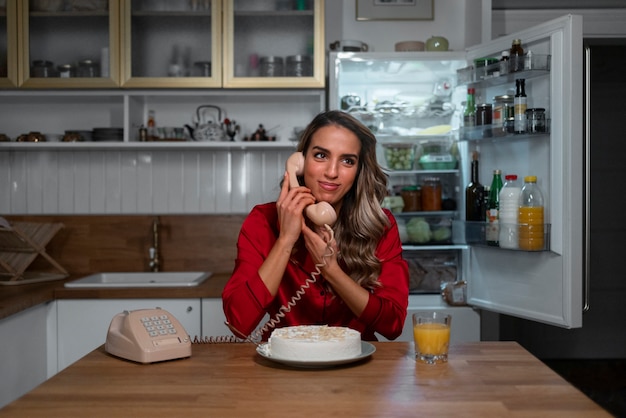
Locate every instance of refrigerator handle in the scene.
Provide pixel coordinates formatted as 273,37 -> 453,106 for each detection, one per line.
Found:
583,45 -> 591,313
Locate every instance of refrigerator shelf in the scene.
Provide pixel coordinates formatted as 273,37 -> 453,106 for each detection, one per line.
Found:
459,123 -> 550,142
462,221 -> 551,252
457,54 -> 551,86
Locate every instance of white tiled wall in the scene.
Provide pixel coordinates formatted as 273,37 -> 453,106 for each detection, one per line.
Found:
0,148 -> 293,214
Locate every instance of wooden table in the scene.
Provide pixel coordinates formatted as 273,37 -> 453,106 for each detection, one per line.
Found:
0,342 -> 609,417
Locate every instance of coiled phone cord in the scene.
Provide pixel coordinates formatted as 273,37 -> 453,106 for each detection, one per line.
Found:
195,225 -> 335,344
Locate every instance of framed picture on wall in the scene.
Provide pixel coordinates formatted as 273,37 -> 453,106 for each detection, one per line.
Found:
356,0 -> 434,21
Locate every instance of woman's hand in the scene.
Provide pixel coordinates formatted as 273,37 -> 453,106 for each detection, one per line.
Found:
276,172 -> 316,246
301,222 -> 339,272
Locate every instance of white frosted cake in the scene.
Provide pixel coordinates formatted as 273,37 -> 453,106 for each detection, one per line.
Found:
268,325 -> 361,361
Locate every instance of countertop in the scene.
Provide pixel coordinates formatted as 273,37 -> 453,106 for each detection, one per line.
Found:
0,273 -> 230,321
0,341 -> 610,417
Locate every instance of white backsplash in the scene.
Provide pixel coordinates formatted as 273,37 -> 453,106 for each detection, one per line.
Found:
0,148 -> 294,214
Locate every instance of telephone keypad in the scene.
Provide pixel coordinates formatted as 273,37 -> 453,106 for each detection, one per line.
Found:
141,313 -> 178,337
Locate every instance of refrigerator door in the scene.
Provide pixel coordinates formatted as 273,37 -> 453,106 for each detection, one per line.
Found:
463,15 -> 584,328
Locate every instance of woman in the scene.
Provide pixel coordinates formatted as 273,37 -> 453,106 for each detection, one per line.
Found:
222,110 -> 408,341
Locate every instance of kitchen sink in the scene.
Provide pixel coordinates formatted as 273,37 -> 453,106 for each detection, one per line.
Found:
64,272 -> 212,288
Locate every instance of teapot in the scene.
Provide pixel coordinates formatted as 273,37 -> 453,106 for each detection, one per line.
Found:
185,105 -> 226,141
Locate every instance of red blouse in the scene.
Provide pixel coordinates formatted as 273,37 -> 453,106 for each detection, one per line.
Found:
222,203 -> 409,341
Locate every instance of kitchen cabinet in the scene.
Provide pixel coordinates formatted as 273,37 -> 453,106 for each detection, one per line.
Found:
377,296 -> 481,343
120,0 -> 222,88
222,0 -> 325,88
55,298 -> 201,372
201,298 -> 232,339
19,0 -> 120,88
11,0 -> 324,89
201,298 -> 270,342
0,302 -> 54,409
0,0 -> 18,88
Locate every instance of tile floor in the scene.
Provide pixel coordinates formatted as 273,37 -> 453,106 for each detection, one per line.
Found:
543,360 -> 626,417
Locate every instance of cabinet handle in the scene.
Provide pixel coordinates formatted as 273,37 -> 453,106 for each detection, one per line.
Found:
187,306 -> 193,313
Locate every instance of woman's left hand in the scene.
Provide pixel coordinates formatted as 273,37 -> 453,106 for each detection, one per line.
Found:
301,223 -> 338,271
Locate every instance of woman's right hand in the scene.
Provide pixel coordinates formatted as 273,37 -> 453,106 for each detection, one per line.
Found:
276,172 -> 316,246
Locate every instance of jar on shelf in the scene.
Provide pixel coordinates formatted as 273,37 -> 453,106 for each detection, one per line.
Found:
401,186 -> 422,212
57,64 -> 76,78
526,108 -> 546,133
476,103 -> 493,126
421,177 -> 442,211
493,94 -> 514,133
286,55 -> 312,77
77,60 -> 99,78
259,56 -> 284,77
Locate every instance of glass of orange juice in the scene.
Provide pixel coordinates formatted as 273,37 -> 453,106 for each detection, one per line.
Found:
412,312 -> 451,364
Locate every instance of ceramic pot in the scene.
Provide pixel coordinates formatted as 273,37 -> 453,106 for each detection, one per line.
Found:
425,36 -> 449,52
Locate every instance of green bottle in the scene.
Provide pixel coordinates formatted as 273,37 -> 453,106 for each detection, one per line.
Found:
486,169 -> 503,246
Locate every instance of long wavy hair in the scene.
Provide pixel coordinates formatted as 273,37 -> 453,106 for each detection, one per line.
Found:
296,110 -> 390,290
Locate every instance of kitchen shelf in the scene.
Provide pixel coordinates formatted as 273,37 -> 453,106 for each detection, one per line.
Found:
0,141 -> 298,151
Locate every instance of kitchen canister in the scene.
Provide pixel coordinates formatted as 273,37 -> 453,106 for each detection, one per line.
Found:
286,55 -> 312,77
259,56 -> 284,77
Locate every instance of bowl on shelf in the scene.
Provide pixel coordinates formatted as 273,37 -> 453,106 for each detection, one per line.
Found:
382,142 -> 415,171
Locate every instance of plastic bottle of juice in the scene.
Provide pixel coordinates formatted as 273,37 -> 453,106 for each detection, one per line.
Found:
518,175 -> 544,250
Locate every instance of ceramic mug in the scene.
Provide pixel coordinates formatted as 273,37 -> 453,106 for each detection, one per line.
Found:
329,40 -> 369,52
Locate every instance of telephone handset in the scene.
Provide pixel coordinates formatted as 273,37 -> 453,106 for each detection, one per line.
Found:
105,307 -> 191,363
285,152 -> 337,227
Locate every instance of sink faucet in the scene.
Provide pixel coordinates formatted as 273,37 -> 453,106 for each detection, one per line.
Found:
149,217 -> 160,272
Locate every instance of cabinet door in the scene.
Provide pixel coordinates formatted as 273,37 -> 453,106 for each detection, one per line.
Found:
0,0 -> 18,87
56,299 -> 201,372
20,0 -> 120,88
120,0 -> 222,88
223,0 -> 325,88
376,297 -> 480,343
0,303 -> 51,408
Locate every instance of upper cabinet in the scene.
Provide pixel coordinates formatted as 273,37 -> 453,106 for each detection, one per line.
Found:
120,0 -> 222,88
5,0 -> 325,89
222,0 -> 325,88
0,0 -> 18,87
20,0 -> 120,88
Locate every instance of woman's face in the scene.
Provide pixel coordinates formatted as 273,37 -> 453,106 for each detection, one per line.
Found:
303,125 -> 361,212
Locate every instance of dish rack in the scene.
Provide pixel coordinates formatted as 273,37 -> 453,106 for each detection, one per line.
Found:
0,217 -> 68,285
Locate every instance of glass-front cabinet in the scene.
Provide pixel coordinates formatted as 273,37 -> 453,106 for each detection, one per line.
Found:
20,0 -> 120,88
223,0 -> 325,88
0,0 -> 18,87
8,0 -> 324,89
121,0 -> 222,88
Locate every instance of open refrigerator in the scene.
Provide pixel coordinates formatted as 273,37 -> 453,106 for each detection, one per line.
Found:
328,15 -> 583,341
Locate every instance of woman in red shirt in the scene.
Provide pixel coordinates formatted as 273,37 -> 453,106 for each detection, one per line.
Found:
222,110 -> 409,341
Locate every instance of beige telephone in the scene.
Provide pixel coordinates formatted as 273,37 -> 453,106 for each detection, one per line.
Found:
105,307 -> 191,364
286,152 -> 337,226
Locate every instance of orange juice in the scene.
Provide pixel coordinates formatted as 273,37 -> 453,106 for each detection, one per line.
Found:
518,206 -> 544,250
413,323 -> 450,356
